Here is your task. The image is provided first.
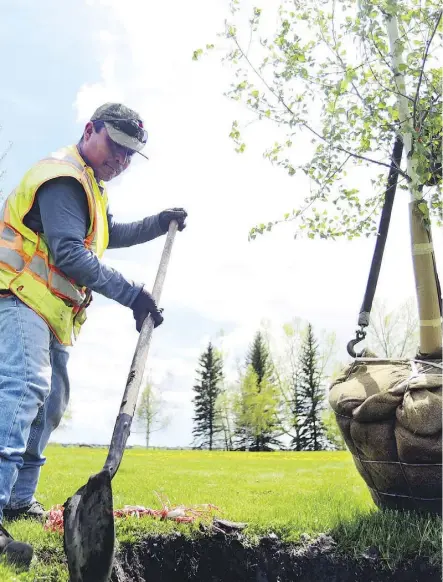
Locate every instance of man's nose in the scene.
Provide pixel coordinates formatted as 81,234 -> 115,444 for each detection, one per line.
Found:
114,150 -> 126,166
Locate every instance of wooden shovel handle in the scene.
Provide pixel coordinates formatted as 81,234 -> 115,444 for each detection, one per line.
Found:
104,220 -> 178,478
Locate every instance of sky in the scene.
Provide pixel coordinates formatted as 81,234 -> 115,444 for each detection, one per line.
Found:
1,0 -> 441,447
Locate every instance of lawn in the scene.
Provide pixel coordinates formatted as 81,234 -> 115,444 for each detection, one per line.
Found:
0,446 -> 441,581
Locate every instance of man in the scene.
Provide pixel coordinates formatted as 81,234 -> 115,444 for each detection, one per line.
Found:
0,103 -> 187,567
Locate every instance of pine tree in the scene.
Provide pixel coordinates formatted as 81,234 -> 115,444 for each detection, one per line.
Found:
247,331 -> 272,385
192,342 -> 224,450
296,324 -> 327,451
242,331 -> 281,451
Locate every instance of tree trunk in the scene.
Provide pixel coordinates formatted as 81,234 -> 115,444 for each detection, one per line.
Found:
146,420 -> 150,448
409,203 -> 441,355
385,8 -> 442,356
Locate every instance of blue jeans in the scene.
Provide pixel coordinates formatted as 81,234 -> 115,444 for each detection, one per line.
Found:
0,296 -> 70,521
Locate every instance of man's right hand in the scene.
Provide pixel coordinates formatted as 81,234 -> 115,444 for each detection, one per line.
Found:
131,287 -> 164,332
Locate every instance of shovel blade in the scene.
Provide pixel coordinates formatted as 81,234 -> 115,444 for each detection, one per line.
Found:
63,469 -> 115,582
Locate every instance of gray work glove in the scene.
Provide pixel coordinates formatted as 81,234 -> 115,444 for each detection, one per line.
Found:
131,287 -> 164,332
158,207 -> 187,233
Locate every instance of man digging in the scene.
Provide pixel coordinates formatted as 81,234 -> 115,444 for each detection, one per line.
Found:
0,103 -> 187,568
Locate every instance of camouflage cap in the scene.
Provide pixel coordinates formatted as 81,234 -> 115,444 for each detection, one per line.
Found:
91,103 -> 148,155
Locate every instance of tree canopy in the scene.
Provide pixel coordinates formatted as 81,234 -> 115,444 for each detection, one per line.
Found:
194,0 -> 442,240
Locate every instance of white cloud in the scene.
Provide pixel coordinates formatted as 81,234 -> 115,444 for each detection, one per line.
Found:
52,0 -> 442,447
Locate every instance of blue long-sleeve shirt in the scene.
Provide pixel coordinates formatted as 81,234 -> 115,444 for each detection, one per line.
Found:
20,177 -> 163,307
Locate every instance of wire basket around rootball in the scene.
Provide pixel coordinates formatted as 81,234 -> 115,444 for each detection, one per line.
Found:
326,93 -> 441,512
329,357 -> 442,515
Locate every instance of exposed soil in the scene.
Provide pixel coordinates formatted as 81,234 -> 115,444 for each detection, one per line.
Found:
110,531 -> 441,582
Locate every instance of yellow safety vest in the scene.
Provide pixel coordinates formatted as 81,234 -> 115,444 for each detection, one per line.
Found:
0,145 -> 109,345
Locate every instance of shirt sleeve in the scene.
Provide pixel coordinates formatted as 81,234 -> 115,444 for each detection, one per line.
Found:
37,177 -> 141,307
107,209 -> 164,248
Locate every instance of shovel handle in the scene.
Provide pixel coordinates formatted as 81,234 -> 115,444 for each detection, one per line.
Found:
103,220 -> 179,478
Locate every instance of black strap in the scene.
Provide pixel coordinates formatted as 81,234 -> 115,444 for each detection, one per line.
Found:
347,137 -> 404,357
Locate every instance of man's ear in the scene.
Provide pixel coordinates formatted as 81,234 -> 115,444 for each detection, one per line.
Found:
83,121 -> 94,143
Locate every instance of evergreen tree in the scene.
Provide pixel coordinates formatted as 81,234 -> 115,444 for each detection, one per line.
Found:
192,342 -> 224,450
247,331 -> 272,385
296,324 -> 327,451
242,331 -> 281,451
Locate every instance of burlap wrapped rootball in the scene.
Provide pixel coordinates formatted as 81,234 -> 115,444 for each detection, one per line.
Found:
329,358 -> 442,514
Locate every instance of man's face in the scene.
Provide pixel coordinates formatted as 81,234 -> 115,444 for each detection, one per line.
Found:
81,122 -> 135,182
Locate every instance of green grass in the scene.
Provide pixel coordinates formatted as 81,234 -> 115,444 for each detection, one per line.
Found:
1,446 -> 441,580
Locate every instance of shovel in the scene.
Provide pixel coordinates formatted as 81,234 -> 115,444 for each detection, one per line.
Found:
63,220 -> 179,582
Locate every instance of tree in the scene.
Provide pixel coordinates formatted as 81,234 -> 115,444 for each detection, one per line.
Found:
215,387 -> 235,450
272,320 -> 337,449
367,297 -> 419,357
275,321 -> 305,450
247,330 -> 272,385
321,409 -> 347,451
195,0 -> 442,356
297,324 -> 328,450
233,365 -> 281,450
244,331 -> 281,450
136,381 -> 170,448
192,342 -> 224,450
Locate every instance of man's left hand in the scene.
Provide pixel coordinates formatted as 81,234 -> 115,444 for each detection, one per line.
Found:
158,208 -> 187,233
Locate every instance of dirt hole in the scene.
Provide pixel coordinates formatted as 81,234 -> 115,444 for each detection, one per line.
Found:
110,533 -> 440,582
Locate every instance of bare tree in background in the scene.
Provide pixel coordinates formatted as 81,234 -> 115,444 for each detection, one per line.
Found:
367,298 -> 419,358
136,380 -> 170,448
215,387 -> 235,450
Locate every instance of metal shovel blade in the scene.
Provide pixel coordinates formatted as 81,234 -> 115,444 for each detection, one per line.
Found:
63,468 -> 115,582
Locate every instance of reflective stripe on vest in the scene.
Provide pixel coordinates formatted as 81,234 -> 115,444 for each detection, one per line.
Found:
0,247 -> 25,270
0,244 -> 85,305
29,254 -> 86,305
2,226 -> 17,243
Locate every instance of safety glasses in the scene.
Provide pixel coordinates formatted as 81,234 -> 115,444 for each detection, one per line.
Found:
103,133 -> 136,163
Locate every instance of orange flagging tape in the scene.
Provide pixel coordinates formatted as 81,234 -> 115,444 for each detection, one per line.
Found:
44,493 -> 220,534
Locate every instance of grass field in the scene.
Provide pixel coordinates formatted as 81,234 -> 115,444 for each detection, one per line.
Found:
0,446 -> 441,581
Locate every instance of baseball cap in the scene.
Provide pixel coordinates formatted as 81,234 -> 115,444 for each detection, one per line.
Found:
91,103 -> 148,159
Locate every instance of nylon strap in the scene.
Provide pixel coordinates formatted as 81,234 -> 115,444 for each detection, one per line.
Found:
357,136 -> 404,327
347,137 -> 404,357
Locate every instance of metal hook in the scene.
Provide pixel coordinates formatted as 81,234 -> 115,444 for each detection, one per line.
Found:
347,328 -> 367,358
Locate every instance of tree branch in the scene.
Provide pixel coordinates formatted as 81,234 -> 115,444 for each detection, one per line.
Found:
300,121 -> 409,178
229,28 -> 411,181
413,10 -> 442,128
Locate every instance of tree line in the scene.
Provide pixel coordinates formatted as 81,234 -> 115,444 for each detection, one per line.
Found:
133,299 -> 418,449
192,323 -> 344,452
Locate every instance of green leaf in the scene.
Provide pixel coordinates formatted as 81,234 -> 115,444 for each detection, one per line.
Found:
418,203 -> 429,219
192,48 -> 203,61
227,25 -> 237,37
